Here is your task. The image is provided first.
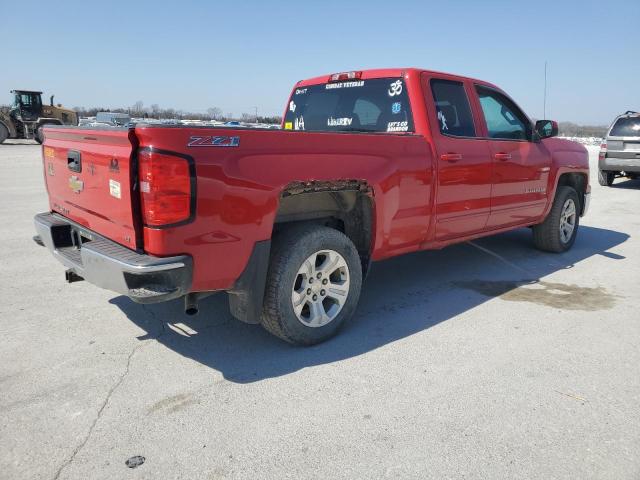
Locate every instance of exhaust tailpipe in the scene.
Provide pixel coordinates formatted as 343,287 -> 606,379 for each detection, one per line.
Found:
184,293 -> 199,316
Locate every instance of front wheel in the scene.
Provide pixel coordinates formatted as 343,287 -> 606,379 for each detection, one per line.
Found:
0,124 -> 8,144
532,186 -> 580,253
598,169 -> 615,186
35,125 -> 45,144
261,225 -> 362,345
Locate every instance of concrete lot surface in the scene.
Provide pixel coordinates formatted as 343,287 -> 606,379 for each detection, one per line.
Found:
1,141 -> 639,479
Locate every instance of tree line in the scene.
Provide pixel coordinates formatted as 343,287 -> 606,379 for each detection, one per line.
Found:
72,102 -> 282,124
557,122 -> 608,138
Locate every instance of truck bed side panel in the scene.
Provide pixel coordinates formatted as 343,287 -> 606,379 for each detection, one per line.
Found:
134,127 -> 433,292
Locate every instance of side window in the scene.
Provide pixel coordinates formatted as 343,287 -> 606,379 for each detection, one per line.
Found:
430,79 -> 476,137
476,86 -> 531,141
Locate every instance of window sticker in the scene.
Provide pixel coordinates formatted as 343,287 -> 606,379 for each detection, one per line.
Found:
437,110 -> 448,131
289,101 -> 296,113
325,81 -> 365,90
295,116 -> 305,130
388,80 -> 403,97
284,122 -> 293,130
387,121 -> 408,132
327,117 -> 353,127
295,88 -> 307,95
392,102 -> 401,114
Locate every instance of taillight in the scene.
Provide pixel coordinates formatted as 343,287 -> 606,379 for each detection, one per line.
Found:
138,149 -> 194,227
599,142 -> 607,160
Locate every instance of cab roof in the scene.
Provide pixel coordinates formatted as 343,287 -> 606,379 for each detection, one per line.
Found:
295,68 -> 500,90
11,90 -> 43,95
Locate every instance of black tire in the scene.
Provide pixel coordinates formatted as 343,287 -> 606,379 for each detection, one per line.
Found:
261,225 -> 363,345
35,125 -> 45,144
532,186 -> 580,253
0,124 -> 8,144
598,169 -> 615,186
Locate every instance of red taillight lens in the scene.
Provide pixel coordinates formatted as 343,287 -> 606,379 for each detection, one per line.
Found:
138,150 -> 193,227
599,142 -> 607,160
328,71 -> 362,82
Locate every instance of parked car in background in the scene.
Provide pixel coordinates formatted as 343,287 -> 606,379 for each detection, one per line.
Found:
598,111 -> 640,186
34,68 -> 590,345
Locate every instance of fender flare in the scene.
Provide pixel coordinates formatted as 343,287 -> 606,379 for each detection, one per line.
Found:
36,118 -> 63,128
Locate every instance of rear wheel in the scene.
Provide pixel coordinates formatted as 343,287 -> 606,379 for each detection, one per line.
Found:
598,169 -> 615,186
0,124 -> 8,144
532,186 -> 580,253
261,225 -> 362,345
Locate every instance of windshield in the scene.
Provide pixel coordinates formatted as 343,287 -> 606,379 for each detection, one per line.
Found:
283,77 -> 414,133
609,116 -> 640,137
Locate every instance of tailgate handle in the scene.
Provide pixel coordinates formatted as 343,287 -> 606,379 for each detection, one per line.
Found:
67,150 -> 82,173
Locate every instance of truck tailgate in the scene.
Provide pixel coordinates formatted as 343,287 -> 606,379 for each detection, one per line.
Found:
42,127 -> 140,249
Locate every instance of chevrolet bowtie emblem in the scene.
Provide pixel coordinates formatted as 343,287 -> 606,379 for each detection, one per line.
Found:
69,175 -> 84,194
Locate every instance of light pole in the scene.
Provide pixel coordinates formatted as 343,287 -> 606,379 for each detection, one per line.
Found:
543,61 -> 547,119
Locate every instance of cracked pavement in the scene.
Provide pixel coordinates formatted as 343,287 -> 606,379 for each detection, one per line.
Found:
1,141 -> 640,479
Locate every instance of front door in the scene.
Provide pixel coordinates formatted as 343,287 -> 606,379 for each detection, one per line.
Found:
474,86 -> 551,228
423,75 -> 493,240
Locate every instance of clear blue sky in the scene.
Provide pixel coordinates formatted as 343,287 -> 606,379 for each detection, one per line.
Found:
3,0 -> 638,124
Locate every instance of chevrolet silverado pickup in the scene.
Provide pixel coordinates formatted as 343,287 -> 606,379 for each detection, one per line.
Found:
34,68 -> 591,345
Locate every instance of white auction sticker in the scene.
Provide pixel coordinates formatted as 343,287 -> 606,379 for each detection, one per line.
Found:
109,179 -> 121,199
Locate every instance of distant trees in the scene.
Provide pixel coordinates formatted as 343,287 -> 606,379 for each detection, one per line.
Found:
558,122 -> 607,138
207,107 -> 223,120
71,104 -> 282,124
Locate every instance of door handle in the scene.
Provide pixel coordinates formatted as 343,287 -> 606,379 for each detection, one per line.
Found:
67,150 -> 82,173
494,153 -> 512,161
440,153 -> 463,162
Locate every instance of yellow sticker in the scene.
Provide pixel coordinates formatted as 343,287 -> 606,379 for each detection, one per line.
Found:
44,147 -> 55,158
284,122 -> 293,130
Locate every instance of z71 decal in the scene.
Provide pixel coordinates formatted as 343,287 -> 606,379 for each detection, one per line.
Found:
187,136 -> 240,147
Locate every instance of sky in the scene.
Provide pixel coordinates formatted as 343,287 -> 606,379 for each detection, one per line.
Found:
3,0 -> 638,125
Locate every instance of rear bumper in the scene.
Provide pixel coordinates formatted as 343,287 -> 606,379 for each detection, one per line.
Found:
34,212 -> 192,303
599,156 -> 640,172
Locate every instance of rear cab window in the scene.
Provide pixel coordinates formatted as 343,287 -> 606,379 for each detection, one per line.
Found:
284,78 -> 414,133
609,116 -> 640,137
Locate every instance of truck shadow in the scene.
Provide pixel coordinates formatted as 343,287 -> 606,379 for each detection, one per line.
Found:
611,178 -> 640,189
111,225 -> 628,384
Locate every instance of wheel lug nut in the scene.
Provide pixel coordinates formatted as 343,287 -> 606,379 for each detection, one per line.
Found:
312,294 -> 318,301
322,279 -> 328,285
309,278 -> 313,284
321,289 -> 326,296
306,288 -> 312,295
316,273 -> 322,279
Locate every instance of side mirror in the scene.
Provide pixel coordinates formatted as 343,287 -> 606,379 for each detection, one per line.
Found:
535,120 -> 558,139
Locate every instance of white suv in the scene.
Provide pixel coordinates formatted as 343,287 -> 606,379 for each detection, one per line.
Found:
598,111 -> 640,186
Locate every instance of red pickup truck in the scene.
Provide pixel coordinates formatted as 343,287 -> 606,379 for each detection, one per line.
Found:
35,68 -> 590,345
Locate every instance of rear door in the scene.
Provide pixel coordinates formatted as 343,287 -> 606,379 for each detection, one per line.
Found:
422,74 -> 493,240
42,127 -> 140,249
473,86 -> 551,229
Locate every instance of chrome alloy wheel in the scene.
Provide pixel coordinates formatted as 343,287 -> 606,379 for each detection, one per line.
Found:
291,249 -> 350,328
559,198 -> 577,244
